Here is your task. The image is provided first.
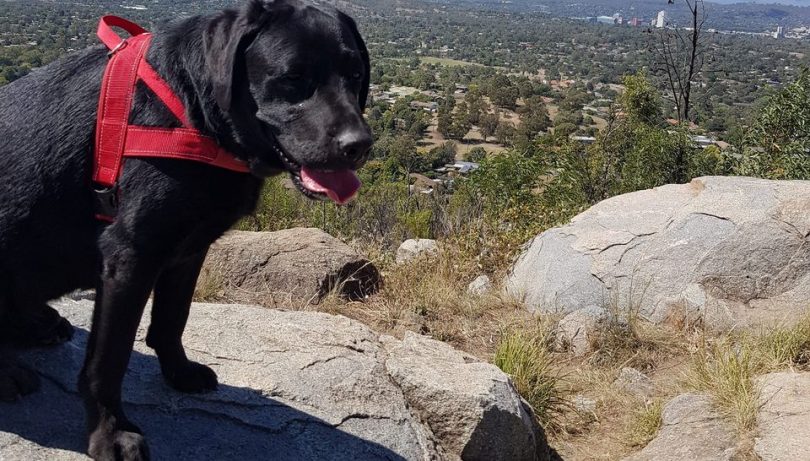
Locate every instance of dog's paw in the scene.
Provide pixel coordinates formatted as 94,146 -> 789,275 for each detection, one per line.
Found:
88,429 -> 150,461
2,306 -> 74,347
35,315 -> 74,346
0,360 -> 40,402
165,361 -> 218,394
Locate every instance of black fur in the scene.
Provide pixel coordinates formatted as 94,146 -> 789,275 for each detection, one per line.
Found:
0,0 -> 371,459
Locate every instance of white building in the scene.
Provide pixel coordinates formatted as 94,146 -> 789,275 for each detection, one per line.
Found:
656,10 -> 666,29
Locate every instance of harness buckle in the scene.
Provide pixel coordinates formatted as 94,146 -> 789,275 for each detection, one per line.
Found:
94,184 -> 119,220
107,39 -> 128,57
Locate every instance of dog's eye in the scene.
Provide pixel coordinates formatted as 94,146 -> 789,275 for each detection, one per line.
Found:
350,71 -> 363,81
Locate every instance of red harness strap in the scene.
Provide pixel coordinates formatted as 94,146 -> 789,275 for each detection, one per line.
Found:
93,16 -> 251,220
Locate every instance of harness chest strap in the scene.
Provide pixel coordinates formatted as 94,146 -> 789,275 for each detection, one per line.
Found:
93,16 -> 251,219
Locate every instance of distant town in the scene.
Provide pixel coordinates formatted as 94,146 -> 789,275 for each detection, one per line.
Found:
575,10 -> 802,40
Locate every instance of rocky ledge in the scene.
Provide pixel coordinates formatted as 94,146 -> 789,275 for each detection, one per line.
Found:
0,299 -> 554,461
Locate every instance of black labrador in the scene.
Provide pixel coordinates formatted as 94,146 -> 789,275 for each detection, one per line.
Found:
0,0 -> 372,459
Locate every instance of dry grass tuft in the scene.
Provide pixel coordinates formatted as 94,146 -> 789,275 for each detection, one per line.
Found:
624,399 -> 663,448
685,313 -> 810,435
753,314 -> 810,371
588,300 -> 691,372
494,320 -> 568,433
686,340 -> 759,433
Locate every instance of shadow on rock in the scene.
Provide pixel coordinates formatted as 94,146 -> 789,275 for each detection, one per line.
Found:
0,327 -> 407,461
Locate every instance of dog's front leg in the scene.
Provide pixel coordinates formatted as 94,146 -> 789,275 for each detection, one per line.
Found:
79,243 -> 158,461
146,251 -> 218,393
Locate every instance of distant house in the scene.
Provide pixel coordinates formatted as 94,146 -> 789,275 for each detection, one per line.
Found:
570,135 -> 597,145
690,135 -> 719,149
409,101 -> 439,113
443,161 -> 480,174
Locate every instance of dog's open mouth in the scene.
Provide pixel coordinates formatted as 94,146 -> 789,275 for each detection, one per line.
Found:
296,168 -> 361,205
270,142 -> 361,205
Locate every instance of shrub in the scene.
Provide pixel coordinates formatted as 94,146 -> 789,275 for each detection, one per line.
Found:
737,69 -> 810,180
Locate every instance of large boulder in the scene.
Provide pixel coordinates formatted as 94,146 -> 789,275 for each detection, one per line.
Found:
202,228 -> 380,306
1,299 -> 554,461
507,177 -> 810,327
623,393 -> 737,461
755,372 -> 810,461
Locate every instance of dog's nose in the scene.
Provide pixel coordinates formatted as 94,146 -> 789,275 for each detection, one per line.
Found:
337,129 -> 373,163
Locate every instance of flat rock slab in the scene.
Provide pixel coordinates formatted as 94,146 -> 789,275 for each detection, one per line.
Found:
1,299 -> 551,461
623,393 -> 737,461
507,176 -> 810,329
755,372 -> 810,461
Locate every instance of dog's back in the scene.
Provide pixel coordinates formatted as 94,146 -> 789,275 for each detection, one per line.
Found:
0,47 -> 108,298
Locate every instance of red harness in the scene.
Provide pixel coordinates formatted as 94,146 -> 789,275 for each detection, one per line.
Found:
93,16 -> 251,221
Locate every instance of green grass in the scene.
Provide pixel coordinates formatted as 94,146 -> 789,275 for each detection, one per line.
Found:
494,322 -> 566,431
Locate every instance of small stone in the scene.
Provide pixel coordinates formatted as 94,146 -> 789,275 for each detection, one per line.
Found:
572,395 -> 597,414
384,332 -> 555,461
396,238 -> 439,264
615,367 -> 654,399
556,306 -> 604,356
467,275 -> 493,295
65,289 -> 95,301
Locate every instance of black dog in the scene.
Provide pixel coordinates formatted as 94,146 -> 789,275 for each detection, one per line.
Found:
0,0 -> 371,459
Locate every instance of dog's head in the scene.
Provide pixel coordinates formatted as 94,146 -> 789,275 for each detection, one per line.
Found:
203,0 -> 372,204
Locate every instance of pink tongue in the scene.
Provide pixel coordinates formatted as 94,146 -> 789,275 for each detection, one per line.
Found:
299,167 -> 361,205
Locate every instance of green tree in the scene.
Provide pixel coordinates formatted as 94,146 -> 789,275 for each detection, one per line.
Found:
619,71 -> 663,125
387,135 -> 428,176
427,142 -> 458,168
517,96 -> 552,138
447,102 -> 472,140
437,104 -> 454,139
464,86 -> 488,125
495,121 -> 516,146
488,74 -> 519,110
479,112 -> 500,141
737,70 -> 810,179
465,147 -> 488,163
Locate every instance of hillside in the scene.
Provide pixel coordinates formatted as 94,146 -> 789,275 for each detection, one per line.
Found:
3,0 -> 810,459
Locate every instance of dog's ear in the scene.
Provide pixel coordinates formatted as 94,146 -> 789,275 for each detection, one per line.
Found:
339,12 -> 370,111
204,0 -> 286,111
